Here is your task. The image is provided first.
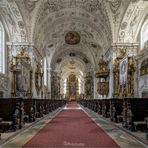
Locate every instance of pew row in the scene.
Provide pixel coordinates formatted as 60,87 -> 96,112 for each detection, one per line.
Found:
79,98 -> 148,132
0,98 -> 24,132
122,98 -> 148,131
0,98 -> 66,134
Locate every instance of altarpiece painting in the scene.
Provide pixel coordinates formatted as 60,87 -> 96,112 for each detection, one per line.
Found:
10,47 -> 33,97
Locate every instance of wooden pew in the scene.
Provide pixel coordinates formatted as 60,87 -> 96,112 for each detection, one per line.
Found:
102,99 -> 110,118
0,98 -> 24,132
50,100 -> 62,111
49,100 -> 56,111
35,99 -> 44,118
122,98 -> 148,131
43,99 -> 50,114
93,100 -> 98,112
58,100 -> 66,107
80,100 -> 87,107
78,100 -> 85,107
110,99 -> 123,122
88,100 -> 94,110
96,100 -> 102,115
0,117 -> 2,139
23,99 -> 36,122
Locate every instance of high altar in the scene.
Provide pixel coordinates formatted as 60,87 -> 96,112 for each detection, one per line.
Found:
66,74 -> 79,101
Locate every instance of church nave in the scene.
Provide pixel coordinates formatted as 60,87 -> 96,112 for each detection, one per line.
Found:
1,102 -> 147,148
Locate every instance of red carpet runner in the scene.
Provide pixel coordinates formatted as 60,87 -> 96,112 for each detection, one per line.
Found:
23,103 -> 120,147
67,102 -> 79,108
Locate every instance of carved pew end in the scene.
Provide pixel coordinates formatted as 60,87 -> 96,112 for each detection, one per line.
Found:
117,115 -> 123,123
133,121 -> 147,131
0,121 -> 12,132
24,115 -> 29,122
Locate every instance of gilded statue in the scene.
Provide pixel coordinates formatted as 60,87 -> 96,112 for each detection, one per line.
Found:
10,46 -> 33,97
16,47 -> 25,57
95,55 -> 109,78
35,63 -> 42,95
16,47 -> 31,64
113,49 -> 135,97
118,47 -> 126,58
9,58 -> 16,71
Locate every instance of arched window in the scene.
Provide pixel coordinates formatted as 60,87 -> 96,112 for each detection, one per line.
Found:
141,19 -> 148,49
0,21 -> 5,73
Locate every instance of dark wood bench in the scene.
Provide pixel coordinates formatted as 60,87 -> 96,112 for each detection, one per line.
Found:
110,99 -> 123,122
43,99 -> 50,114
122,98 -> 148,131
80,100 -> 87,107
0,98 -> 24,132
79,99 -> 102,115
49,100 -> 63,111
96,100 -> 102,115
58,100 -> 66,108
35,99 -> 44,118
23,99 -> 36,122
102,99 -> 110,118
92,100 -> 98,112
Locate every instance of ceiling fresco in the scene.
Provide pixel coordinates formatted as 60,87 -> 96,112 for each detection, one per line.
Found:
1,0 -> 148,74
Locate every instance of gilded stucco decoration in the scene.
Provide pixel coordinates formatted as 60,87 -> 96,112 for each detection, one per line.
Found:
35,63 -> 43,96
140,59 -> 148,76
51,72 -> 60,99
85,72 -> 93,99
95,56 -> 110,96
113,47 -> 136,98
66,74 -> 79,99
9,47 -> 33,97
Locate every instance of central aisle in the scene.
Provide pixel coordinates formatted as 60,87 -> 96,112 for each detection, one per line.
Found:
23,102 -> 120,147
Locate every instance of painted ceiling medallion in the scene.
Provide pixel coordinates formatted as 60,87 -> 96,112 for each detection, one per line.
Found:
65,31 -> 80,45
